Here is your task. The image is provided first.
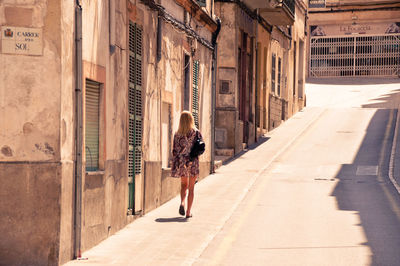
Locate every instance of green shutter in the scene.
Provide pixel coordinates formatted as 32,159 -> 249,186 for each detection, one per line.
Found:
128,21 -> 143,211
192,60 -> 200,128
85,79 -> 100,171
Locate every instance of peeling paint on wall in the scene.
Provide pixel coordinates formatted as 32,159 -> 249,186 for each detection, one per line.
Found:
1,145 -> 13,157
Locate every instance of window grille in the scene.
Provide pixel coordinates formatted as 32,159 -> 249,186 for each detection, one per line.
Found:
310,34 -> 400,77
192,60 -> 200,128
85,79 -> 100,171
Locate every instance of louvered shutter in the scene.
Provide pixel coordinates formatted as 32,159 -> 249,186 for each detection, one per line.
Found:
192,60 -> 200,128
85,79 -> 100,171
278,57 -> 281,96
271,54 -> 276,95
128,21 -> 143,211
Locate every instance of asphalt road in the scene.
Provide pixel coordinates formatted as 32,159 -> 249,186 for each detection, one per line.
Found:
64,78 -> 400,266
195,79 -> 400,266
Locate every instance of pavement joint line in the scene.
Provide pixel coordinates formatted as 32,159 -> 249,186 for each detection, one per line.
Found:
183,107 -> 326,266
389,109 -> 400,195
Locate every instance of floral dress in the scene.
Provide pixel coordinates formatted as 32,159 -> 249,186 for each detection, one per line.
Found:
172,129 -> 203,178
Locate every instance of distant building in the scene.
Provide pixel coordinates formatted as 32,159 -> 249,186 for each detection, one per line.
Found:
214,0 -> 307,160
307,0 -> 400,77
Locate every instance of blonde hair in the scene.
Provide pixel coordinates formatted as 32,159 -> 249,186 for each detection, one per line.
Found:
177,111 -> 196,135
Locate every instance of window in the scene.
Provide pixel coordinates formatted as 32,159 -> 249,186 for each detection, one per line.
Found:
278,57 -> 281,97
128,21 -> 143,212
271,54 -> 276,95
85,79 -> 101,171
192,60 -> 200,128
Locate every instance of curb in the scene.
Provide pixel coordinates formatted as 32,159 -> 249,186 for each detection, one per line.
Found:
389,109 -> 400,194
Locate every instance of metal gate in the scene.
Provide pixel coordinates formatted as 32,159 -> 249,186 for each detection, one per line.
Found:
310,34 -> 400,77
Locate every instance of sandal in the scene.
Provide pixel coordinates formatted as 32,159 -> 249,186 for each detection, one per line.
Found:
185,214 -> 192,219
179,205 -> 185,216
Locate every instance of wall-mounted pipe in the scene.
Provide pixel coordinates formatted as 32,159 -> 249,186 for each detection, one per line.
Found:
74,0 -> 83,259
157,16 -> 162,62
211,17 -> 221,174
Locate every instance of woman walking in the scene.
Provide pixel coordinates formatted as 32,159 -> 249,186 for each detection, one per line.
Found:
172,111 -> 203,219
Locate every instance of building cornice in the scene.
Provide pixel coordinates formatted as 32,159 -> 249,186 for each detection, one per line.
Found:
135,0 -> 215,50
175,0 -> 219,32
215,0 -> 273,33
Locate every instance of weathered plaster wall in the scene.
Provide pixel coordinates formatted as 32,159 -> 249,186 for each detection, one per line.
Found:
215,2 -> 238,151
0,0 -> 61,162
0,0 -> 65,265
80,0 -> 131,253
59,0 -> 75,263
255,25 -> 271,136
0,163 -> 62,266
287,5 -> 306,117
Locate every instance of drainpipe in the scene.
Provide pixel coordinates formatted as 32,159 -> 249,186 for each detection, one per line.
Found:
211,18 -> 221,174
74,0 -> 83,259
254,9 -> 259,143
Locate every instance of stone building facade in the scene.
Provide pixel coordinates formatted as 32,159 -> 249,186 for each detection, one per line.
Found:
214,0 -> 307,159
307,0 -> 400,77
0,0 -> 217,265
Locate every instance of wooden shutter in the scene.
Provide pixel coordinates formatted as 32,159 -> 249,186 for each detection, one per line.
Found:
128,21 -> 143,211
192,60 -> 200,128
278,57 -> 281,96
271,54 -> 276,95
85,79 -> 100,171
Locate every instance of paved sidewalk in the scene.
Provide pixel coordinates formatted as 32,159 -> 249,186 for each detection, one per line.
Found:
64,107 -> 324,266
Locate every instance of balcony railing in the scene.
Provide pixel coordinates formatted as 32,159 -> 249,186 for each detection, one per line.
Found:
309,0 -> 325,8
283,0 -> 296,17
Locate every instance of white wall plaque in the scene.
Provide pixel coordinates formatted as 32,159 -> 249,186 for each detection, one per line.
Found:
1,26 -> 43,56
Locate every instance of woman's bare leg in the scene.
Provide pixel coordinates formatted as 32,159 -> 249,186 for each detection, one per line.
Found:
180,177 -> 189,206
186,176 -> 197,217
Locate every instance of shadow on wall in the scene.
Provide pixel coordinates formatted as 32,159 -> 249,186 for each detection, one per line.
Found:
307,78 -> 400,86
331,109 -> 400,266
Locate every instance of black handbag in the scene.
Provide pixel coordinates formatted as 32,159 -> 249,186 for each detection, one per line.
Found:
190,131 -> 205,160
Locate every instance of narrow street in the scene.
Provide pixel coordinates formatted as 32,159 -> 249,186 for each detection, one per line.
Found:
65,79 -> 400,266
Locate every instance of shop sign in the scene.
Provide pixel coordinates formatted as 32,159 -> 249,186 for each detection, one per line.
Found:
1,26 -> 42,55
311,22 -> 400,37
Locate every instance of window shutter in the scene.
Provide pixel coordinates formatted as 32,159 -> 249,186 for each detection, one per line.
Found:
85,79 -> 100,171
271,54 -> 276,95
192,60 -> 200,128
278,57 -> 281,96
128,22 -> 143,211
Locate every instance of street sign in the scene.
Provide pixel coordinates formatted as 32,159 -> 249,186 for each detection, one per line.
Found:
1,26 -> 43,56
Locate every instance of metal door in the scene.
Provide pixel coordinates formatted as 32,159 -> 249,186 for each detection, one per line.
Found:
310,34 -> 400,77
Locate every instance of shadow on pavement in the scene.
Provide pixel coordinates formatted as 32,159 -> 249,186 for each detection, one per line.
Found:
155,217 -> 188,223
332,109 -> 400,266
222,136 -> 270,166
362,89 -> 400,109
307,78 -> 400,85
